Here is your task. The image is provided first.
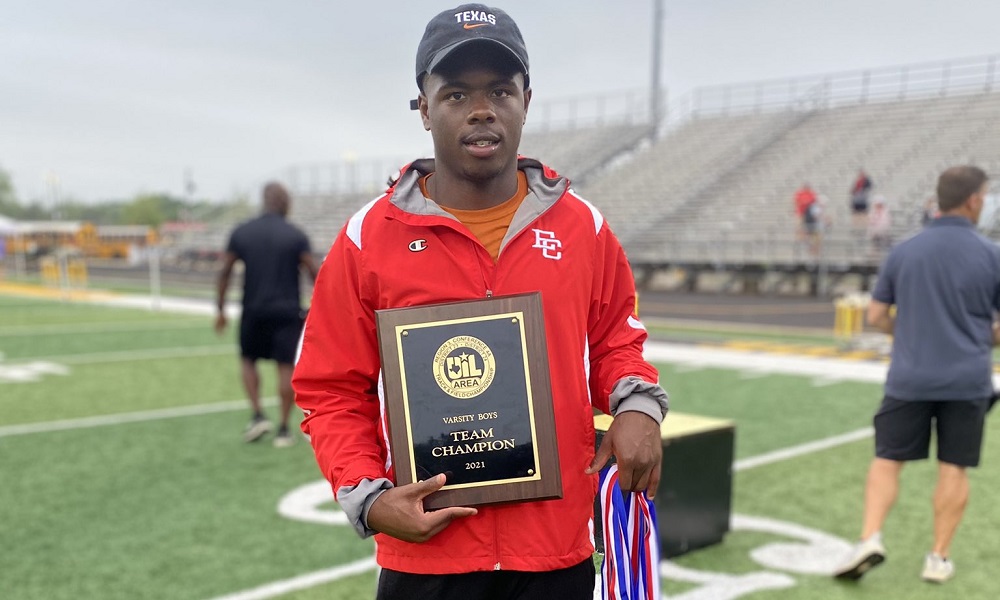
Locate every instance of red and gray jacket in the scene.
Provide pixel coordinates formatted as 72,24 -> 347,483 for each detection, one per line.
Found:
293,157 -> 667,574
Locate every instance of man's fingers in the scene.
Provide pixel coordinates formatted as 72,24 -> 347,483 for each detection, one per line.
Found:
646,464 -> 661,500
414,473 -> 448,497
432,506 -> 478,522
617,467 -> 633,490
422,506 -> 478,539
619,467 -> 642,492
618,464 -> 656,494
586,439 -> 613,474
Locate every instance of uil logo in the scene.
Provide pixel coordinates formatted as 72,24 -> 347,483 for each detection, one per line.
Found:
433,335 -> 496,399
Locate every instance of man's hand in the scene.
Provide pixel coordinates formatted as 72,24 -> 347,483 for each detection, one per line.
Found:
866,299 -> 894,335
366,474 -> 478,543
214,312 -> 227,336
586,411 -> 662,499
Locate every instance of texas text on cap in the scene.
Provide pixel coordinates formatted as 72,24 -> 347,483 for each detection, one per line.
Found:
410,4 -> 529,110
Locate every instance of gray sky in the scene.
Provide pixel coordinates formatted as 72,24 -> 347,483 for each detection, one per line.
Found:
3,0 -> 999,204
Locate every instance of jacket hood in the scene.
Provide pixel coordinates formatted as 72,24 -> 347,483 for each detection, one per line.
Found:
388,156 -> 569,220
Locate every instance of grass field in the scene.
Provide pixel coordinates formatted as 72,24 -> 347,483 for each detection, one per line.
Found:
2,290 -> 998,600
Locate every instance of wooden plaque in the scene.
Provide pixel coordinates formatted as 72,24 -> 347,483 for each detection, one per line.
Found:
376,292 -> 562,510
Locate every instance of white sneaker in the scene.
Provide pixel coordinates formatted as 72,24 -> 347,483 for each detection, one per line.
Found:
921,553 -> 954,583
243,416 -> 272,443
272,430 -> 295,448
833,535 -> 886,580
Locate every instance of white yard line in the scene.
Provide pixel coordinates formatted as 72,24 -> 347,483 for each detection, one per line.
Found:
0,398 -> 276,438
205,558 -> 377,600
5,345 -> 233,366
734,427 -> 874,471
0,319 -> 207,337
644,342 -> 889,384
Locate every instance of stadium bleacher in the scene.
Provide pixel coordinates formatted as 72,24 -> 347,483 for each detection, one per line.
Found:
171,54 -> 1000,296
595,90 -> 1000,266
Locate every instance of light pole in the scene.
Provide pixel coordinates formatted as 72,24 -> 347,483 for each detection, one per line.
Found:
650,0 -> 665,127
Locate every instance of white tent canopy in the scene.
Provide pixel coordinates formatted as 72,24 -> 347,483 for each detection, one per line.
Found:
0,214 -> 18,235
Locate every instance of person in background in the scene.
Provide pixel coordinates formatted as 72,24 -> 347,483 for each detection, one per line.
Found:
0,233 -> 6,280
867,195 -> 892,253
216,182 -> 319,447
793,182 -> 820,256
292,4 -> 668,599
922,196 -> 940,226
850,169 -> 874,234
834,166 -> 998,584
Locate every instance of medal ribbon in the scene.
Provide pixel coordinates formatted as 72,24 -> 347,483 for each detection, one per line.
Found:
598,463 -> 661,600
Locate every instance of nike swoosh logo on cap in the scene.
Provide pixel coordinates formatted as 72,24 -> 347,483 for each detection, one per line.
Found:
463,23 -> 489,29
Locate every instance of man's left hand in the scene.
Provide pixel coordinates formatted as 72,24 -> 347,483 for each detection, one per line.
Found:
585,411 -> 662,499
214,313 -> 227,336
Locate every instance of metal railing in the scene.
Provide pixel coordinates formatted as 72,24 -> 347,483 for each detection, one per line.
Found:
279,54 -> 999,198
668,54 -> 999,123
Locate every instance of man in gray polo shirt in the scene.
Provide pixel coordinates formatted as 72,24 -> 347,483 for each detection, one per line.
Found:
834,165 -> 998,584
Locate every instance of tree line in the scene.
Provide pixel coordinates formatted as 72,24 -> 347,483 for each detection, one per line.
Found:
0,167 -> 236,229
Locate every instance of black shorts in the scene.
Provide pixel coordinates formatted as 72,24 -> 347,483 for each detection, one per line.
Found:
239,312 -> 304,364
376,558 -> 595,600
873,395 -> 990,467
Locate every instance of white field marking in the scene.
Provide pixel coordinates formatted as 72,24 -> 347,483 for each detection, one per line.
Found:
643,342 -> 889,384
738,370 -> 771,380
277,480 -> 349,526
56,292 -> 234,317
5,345 -> 233,366
0,318 -> 207,337
0,361 -> 70,383
734,427 -> 875,471
810,376 -> 843,387
205,557 -> 377,600
735,514 -> 852,575
0,287 -> 240,318
658,514 -> 853,599
659,561 -> 794,600
0,397 -> 277,438
645,341 -> 1000,390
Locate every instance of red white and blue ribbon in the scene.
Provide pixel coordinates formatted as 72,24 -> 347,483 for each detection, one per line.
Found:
598,463 -> 661,600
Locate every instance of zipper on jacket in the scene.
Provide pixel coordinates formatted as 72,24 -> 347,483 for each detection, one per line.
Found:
493,512 -> 501,570
468,237 -> 494,298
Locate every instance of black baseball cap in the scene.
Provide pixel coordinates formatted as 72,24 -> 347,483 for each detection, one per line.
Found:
411,4 -> 529,109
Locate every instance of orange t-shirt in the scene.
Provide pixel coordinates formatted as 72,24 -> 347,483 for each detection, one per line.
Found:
420,172 -> 529,262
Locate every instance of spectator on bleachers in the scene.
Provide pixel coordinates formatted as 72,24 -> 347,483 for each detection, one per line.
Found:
868,195 -> 893,253
793,183 -> 822,257
850,169 -> 874,233
922,196 -> 939,226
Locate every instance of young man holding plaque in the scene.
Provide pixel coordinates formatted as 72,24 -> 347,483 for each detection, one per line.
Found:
293,4 -> 668,598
